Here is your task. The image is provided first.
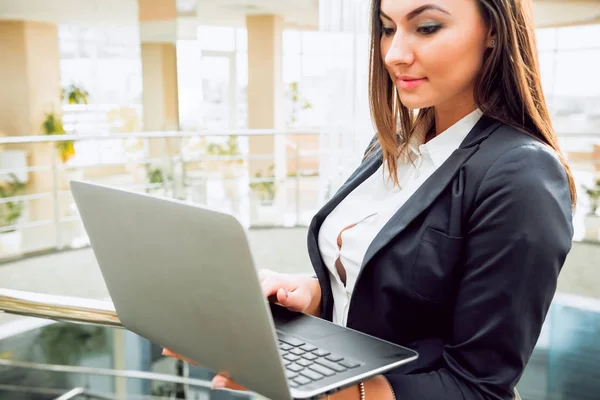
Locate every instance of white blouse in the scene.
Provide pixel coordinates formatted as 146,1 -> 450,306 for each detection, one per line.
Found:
318,108 -> 483,326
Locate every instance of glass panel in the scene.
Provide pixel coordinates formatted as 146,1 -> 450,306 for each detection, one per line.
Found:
177,40 -> 203,131
536,28 -> 558,52
199,56 -> 231,129
236,28 -> 248,52
554,50 -> 600,97
538,52 -> 556,99
0,322 -> 115,397
236,52 -> 248,129
556,24 -> 600,50
283,30 -> 302,55
197,26 -> 236,52
283,53 -> 302,84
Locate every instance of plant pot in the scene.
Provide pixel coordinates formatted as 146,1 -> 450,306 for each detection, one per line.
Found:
0,230 -> 23,256
583,213 -> 600,242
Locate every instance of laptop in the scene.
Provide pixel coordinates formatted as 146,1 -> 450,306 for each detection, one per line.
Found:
70,180 -> 418,400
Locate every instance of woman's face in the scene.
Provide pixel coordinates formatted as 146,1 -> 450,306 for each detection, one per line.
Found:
380,0 -> 492,111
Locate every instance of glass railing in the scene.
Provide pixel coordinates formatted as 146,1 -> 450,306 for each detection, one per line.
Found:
0,289 -> 255,399
1,289 -> 600,399
0,129 -> 359,262
1,130 -> 598,262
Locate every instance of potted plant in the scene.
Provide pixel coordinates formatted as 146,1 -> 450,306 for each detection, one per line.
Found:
249,165 -> 282,226
62,84 -> 90,105
145,164 -> 171,196
583,178 -> 600,241
287,81 -> 312,127
42,111 -> 76,163
249,165 -> 277,206
0,173 -> 27,255
203,135 -> 244,210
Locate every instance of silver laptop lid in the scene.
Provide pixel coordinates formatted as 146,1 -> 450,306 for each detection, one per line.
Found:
70,180 -> 291,400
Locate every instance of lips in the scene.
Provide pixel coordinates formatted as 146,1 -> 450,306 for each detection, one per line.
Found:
396,77 -> 427,90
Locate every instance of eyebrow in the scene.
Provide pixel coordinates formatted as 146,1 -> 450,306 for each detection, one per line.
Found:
379,4 -> 450,22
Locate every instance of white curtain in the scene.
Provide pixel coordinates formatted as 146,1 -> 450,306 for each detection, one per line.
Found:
318,0 -> 375,199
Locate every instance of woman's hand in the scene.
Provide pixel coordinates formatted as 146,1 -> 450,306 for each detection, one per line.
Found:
259,269 -> 322,316
163,269 -> 322,391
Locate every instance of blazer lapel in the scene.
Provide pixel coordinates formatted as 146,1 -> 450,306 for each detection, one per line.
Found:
361,116 -> 501,269
307,150 -> 382,319
313,151 -> 383,226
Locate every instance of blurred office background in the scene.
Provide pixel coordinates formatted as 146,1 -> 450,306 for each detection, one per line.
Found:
0,0 -> 599,399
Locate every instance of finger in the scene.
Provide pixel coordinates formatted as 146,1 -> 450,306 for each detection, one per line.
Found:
212,374 -> 248,391
161,348 -> 200,366
276,287 -> 309,313
261,277 -> 283,298
257,268 -> 274,283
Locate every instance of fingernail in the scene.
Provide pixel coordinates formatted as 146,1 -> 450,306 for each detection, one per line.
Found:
212,378 -> 225,389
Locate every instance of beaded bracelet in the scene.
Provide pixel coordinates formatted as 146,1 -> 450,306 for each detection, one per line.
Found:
359,381 -> 366,399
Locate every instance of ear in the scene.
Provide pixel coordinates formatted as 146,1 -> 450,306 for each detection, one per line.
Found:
486,25 -> 497,49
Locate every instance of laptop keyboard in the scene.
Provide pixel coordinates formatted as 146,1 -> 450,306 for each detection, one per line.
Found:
278,337 -> 363,388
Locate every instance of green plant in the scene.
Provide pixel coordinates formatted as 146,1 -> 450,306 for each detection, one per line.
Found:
287,81 -> 312,126
584,178 -> 600,214
145,165 -> 172,193
0,173 -> 27,233
37,324 -> 108,366
61,84 -> 90,105
42,111 -> 75,163
206,135 -> 242,162
249,165 -> 277,203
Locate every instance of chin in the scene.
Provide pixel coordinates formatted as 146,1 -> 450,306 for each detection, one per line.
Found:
398,95 -> 434,110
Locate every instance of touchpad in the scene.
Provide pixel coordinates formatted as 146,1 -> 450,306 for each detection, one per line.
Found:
270,303 -> 344,340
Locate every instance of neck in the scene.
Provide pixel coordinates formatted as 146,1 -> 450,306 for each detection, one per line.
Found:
433,96 -> 478,136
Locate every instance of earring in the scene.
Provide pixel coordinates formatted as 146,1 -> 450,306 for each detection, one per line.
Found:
491,39 -> 497,48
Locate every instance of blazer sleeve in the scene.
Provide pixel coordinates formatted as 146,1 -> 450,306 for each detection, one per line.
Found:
383,144 -> 574,400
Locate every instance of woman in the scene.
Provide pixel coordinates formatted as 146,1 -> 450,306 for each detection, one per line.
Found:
166,0 -> 575,398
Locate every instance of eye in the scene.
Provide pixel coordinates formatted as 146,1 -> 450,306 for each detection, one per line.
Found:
417,24 -> 442,35
381,26 -> 395,37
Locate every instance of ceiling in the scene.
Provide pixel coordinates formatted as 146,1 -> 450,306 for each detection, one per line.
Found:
0,0 -> 599,30
193,0 -> 319,29
534,0 -> 600,27
0,0 -> 319,29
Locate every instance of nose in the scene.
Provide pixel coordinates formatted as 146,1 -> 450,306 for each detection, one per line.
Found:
384,33 -> 415,68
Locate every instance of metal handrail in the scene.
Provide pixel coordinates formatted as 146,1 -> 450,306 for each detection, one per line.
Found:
0,289 -> 122,328
0,359 -> 212,389
54,387 -> 86,400
0,128 -> 321,145
0,383 -> 192,400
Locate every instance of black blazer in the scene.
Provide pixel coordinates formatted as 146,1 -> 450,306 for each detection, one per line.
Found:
307,116 -> 574,400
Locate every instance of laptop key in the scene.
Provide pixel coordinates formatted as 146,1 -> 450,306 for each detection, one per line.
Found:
279,336 -> 305,347
325,354 -> 344,362
308,364 -> 336,377
300,369 -> 324,381
294,376 -> 312,386
290,348 -> 305,356
279,343 -> 293,351
297,359 -> 313,367
315,358 -> 347,373
284,354 -> 301,362
313,349 -> 330,357
302,353 -> 318,361
339,359 -> 361,369
300,343 -> 317,352
285,370 -> 299,380
287,363 -> 304,372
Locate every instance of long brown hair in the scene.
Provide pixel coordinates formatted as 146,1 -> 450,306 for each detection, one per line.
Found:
367,0 -> 577,207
